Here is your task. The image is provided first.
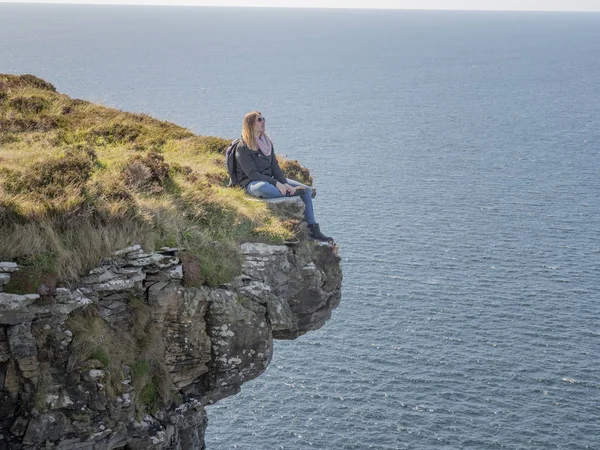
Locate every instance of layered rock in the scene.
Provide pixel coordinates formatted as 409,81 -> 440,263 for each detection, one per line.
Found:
0,207 -> 342,449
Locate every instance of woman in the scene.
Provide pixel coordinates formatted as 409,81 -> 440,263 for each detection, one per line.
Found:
235,111 -> 333,242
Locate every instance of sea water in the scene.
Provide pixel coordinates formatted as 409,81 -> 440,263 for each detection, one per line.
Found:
1,5 -> 599,449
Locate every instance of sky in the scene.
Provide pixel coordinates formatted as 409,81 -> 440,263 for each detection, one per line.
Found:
1,0 -> 600,11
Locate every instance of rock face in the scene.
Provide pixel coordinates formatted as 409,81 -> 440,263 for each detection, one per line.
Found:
0,217 -> 342,449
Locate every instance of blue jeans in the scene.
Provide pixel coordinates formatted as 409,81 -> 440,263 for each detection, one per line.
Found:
246,178 -> 316,225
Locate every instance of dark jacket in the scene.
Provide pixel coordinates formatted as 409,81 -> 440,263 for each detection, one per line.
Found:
235,140 -> 287,189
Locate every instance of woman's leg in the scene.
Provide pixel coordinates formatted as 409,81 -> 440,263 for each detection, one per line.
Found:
246,181 -> 283,199
286,179 -> 316,225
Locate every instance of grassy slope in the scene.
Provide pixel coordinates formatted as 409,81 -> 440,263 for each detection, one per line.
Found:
0,74 -> 311,291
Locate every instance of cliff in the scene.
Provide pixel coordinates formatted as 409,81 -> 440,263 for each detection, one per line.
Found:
0,75 -> 342,449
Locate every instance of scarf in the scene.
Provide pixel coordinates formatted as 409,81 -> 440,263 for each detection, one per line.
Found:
255,134 -> 273,157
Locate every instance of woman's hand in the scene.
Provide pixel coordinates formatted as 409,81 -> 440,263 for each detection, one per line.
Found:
275,182 -> 287,196
283,183 -> 296,195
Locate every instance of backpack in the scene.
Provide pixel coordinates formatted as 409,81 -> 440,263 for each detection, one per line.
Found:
225,138 -> 242,186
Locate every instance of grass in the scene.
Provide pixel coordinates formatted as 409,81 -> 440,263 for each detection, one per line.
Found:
66,298 -> 174,415
0,73 -> 314,290
66,309 -> 136,398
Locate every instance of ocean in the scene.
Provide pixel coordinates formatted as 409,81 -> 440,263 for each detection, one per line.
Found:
1,4 -> 599,449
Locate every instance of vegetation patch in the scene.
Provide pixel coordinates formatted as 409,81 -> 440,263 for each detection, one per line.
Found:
0,74 -> 57,92
0,116 -> 61,133
0,133 -> 19,145
87,122 -> 144,145
3,252 -> 58,295
8,95 -> 50,114
180,239 -> 242,288
90,347 -> 110,368
1,145 -> 96,198
277,157 -> 313,186
235,294 -> 253,308
123,150 -> 170,193
0,73 -> 308,287
67,308 -> 136,398
179,251 -> 205,287
203,136 -> 232,154
66,298 -> 173,415
129,298 -> 172,413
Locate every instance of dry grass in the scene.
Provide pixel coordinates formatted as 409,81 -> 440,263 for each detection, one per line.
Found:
0,74 -> 303,289
66,309 -> 137,398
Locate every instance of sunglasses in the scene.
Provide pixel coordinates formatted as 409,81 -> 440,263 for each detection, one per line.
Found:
257,117 -> 266,122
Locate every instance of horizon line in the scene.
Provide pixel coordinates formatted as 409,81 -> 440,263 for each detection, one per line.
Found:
1,1 -> 600,13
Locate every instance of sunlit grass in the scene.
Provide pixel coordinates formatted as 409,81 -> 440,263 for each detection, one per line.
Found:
0,73 -> 303,289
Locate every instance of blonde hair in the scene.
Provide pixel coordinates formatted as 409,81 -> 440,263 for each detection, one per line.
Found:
242,111 -> 271,151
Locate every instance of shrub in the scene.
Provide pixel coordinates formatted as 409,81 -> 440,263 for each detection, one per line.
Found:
0,74 -> 57,92
180,240 -> 242,288
170,163 -> 193,176
89,177 -> 135,204
1,146 -> 96,198
123,151 -> 170,193
0,116 -> 60,133
9,95 -> 50,114
52,128 -> 87,146
0,133 -> 19,145
204,170 -> 228,187
277,157 -> 313,185
87,122 -> 144,145
196,136 -> 231,154
123,159 -> 153,190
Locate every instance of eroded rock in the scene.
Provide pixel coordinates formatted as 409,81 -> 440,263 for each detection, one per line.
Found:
0,233 -> 342,449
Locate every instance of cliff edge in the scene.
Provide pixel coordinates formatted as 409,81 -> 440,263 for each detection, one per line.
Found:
0,75 -> 342,449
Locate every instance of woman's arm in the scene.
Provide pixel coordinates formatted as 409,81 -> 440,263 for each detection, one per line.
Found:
236,145 -> 278,185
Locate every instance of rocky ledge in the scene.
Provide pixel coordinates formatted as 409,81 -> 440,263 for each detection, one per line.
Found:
0,198 -> 342,449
